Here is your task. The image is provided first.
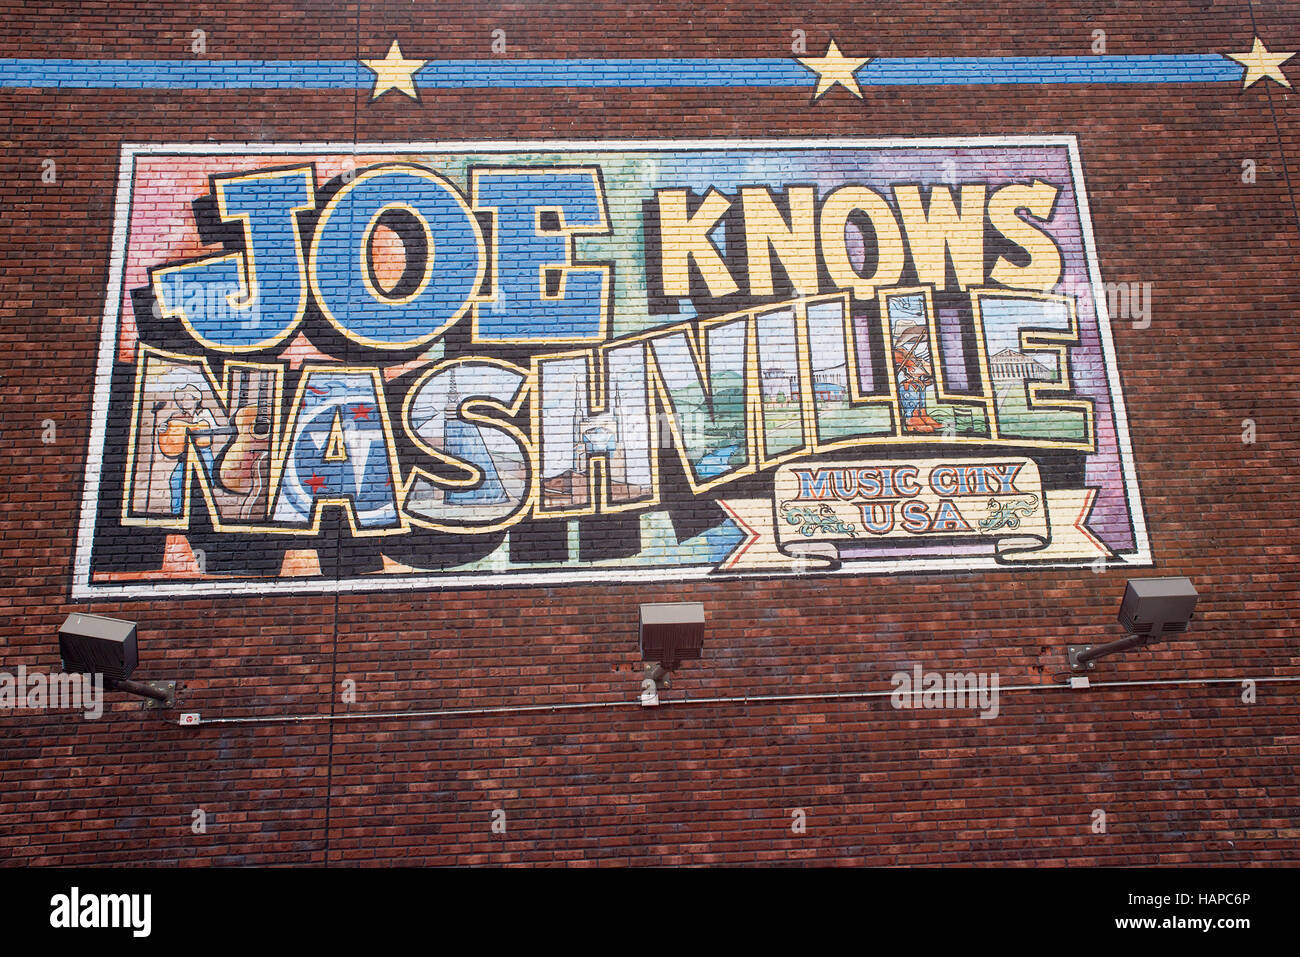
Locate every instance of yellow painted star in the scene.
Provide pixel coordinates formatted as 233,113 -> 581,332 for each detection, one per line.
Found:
1225,37 -> 1295,90
362,40 -> 425,100
797,39 -> 871,100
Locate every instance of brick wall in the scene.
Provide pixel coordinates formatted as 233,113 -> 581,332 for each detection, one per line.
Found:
0,1 -> 1297,865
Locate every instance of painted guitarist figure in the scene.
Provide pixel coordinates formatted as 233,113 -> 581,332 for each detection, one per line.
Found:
892,323 -> 942,435
159,384 -> 218,515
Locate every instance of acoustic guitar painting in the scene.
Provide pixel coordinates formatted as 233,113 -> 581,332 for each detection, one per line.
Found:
217,370 -> 273,520
151,372 -> 272,520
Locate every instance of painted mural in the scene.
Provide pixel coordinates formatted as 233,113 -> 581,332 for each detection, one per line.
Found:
74,137 -> 1150,596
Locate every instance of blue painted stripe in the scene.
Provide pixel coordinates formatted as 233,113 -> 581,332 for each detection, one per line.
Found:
0,60 -> 368,88
417,58 -> 811,86
859,55 -> 1240,85
0,54 -> 1243,89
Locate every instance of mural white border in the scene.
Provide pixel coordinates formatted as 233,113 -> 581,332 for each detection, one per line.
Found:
73,136 -> 1151,599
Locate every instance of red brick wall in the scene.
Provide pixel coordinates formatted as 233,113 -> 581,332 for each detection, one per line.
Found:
1,1 -> 1297,865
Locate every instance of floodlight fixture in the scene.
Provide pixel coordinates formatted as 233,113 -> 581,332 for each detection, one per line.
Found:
58,613 -> 175,707
639,602 -> 705,670
638,602 -> 705,706
1068,577 -> 1198,672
